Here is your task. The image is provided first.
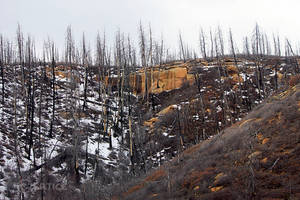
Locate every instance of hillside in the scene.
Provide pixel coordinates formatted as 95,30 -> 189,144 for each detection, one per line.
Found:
0,54 -> 300,199
3,4 -> 300,200
125,56 -> 298,171
117,83 -> 300,200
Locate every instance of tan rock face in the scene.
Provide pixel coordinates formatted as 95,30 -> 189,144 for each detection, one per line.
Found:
130,66 -> 194,95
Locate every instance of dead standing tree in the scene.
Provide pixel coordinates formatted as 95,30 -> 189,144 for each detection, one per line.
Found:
229,28 -> 242,121
209,28 -> 214,58
81,33 -> 90,175
148,25 -> 154,95
12,53 -> 25,200
214,29 -> 232,126
0,35 -> 4,104
217,25 -> 225,58
139,23 -> 148,102
199,27 -> 207,60
81,33 -> 89,112
49,43 -> 56,139
24,35 -> 37,160
95,31 -> 108,152
115,31 -> 130,145
285,38 -> 299,74
252,24 -> 264,99
16,24 -> 25,92
178,31 -> 186,62
243,36 -> 251,57
272,34 -> 281,90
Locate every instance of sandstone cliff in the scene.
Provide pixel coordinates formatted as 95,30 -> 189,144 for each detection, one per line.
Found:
129,65 -> 195,95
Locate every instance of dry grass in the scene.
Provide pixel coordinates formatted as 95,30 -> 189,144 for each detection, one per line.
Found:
123,169 -> 166,198
144,169 -> 166,182
182,167 -> 215,190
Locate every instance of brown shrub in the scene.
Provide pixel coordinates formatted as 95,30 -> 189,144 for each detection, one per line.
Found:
124,183 -> 144,196
123,169 -> 166,197
182,167 -> 215,190
289,74 -> 300,87
144,169 -> 166,182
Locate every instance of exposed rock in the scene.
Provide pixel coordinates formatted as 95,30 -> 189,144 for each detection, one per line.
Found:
130,66 -> 194,95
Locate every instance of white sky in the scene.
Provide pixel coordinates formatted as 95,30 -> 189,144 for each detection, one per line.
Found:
1,0 -> 300,54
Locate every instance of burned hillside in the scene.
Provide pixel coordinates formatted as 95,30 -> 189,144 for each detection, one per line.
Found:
117,82 -> 300,200
1,24 -> 300,199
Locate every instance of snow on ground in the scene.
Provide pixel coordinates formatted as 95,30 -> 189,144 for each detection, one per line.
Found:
0,185 -> 7,200
241,73 -> 247,81
216,105 -> 222,113
83,125 -> 120,166
162,132 -> 168,137
202,65 -> 216,71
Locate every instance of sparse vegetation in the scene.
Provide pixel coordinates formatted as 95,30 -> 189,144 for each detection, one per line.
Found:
1,23 -> 300,199
118,83 -> 300,200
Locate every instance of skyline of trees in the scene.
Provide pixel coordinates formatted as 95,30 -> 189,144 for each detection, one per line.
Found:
1,23 -> 300,67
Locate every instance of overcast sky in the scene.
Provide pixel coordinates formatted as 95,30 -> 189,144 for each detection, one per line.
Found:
1,0 -> 300,53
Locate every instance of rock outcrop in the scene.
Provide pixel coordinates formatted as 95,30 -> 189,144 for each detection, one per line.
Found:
129,65 -> 194,95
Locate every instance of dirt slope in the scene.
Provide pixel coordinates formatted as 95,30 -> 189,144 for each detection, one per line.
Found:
117,84 -> 300,200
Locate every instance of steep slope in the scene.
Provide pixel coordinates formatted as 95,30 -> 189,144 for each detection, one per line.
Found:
129,56 -> 295,171
118,84 -> 300,200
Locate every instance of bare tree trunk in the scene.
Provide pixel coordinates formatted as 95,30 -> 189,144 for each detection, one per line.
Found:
214,34 -> 232,126
70,69 -> 81,186
13,63 -> 24,200
209,29 -> 214,58
194,73 -> 205,116
128,107 -> 134,173
286,38 -> 299,73
254,24 -> 263,99
199,27 -> 207,59
29,65 -> 36,163
217,25 -> 224,57
38,59 -> 45,200
139,22 -> 148,102
49,44 -> 56,138
244,36 -> 250,57
148,25 -> 153,94
178,31 -> 186,62
176,108 -> 184,151
17,24 -> 25,92
229,28 -> 242,119
82,33 -> 89,111
0,35 -> 4,104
